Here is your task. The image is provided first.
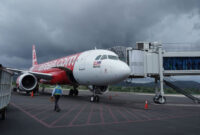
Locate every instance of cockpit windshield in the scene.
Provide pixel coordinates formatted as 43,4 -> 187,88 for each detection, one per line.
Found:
95,55 -> 102,60
108,55 -> 118,60
95,54 -> 119,60
101,55 -> 107,60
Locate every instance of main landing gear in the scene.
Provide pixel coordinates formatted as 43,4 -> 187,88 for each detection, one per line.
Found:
69,86 -> 79,96
90,86 -> 100,102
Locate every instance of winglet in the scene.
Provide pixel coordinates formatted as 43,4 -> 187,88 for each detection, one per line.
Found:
32,45 -> 38,66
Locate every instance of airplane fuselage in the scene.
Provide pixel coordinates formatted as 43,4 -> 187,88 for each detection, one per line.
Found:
30,49 -> 130,86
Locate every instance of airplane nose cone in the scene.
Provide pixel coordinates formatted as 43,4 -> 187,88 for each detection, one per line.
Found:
118,62 -> 131,80
110,61 -> 131,84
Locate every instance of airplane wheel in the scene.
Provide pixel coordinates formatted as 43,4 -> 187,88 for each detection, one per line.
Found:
154,95 -> 166,104
33,84 -> 39,93
153,96 -> 159,104
95,95 -> 100,102
90,96 -> 95,102
26,91 -> 30,95
69,89 -> 74,96
74,89 -> 79,96
1,108 -> 6,120
13,88 -> 17,92
158,96 -> 166,104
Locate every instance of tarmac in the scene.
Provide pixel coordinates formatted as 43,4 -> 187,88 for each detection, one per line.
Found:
1,89 -> 200,135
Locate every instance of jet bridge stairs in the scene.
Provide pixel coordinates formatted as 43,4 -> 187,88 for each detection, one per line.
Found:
164,79 -> 200,104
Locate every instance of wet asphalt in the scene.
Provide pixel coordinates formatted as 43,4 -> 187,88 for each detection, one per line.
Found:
1,89 -> 200,135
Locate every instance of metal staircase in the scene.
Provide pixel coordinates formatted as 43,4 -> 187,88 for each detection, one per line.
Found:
164,79 -> 200,103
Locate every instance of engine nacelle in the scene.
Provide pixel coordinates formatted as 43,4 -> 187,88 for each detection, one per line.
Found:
88,85 -> 109,94
17,73 -> 38,91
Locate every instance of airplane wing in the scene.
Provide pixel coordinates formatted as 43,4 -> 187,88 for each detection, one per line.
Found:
6,66 -> 74,81
6,67 -> 52,80
52,66 -> 72,73
52,66 -> 78,85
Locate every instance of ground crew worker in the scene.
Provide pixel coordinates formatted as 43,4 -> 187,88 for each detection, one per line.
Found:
51,84 -> 63,112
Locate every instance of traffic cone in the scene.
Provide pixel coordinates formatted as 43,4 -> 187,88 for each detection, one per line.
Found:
144,100 -> 148,109
31,91 -> 34,97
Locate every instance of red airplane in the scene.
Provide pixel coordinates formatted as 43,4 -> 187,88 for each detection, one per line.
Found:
7,45 -> 130,102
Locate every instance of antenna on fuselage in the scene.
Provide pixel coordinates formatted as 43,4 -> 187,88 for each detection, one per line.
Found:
94,46 -> 97,50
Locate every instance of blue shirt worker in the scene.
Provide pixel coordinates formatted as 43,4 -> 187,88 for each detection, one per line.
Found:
51,84 -> 63,112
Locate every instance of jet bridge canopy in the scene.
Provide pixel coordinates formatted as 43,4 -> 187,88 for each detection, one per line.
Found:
126,42 -> 200,77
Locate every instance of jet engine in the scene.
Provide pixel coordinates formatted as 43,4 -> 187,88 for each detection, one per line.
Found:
17,73 -> 38,91
88,85 -> 109,94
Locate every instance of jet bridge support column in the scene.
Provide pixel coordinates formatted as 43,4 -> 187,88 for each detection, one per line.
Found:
154,78 -> 159,94
159,46 -> 164,96
153,44 -> 166,104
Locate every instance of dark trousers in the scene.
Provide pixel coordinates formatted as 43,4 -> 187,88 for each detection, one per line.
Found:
54,95 -> 60,111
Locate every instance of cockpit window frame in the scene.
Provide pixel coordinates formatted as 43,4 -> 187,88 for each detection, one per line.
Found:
101,55 -> 107,60
95,55 -> 102,60
108,55 -> 119,60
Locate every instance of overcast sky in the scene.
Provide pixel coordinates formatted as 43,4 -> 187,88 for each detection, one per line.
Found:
0,0 -> 200,72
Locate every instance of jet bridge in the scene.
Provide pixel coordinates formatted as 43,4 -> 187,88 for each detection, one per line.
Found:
126,42 -> 200,104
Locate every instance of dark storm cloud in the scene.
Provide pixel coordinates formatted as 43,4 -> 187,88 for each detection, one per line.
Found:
0,0 -> 200,68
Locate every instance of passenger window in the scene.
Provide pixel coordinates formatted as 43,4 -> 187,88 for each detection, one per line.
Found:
95,55 -> 102,60
101,55 -> 107,60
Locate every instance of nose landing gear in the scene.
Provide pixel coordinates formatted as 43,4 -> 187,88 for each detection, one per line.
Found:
90,95 -> 100,102
90,86 -> 100,102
